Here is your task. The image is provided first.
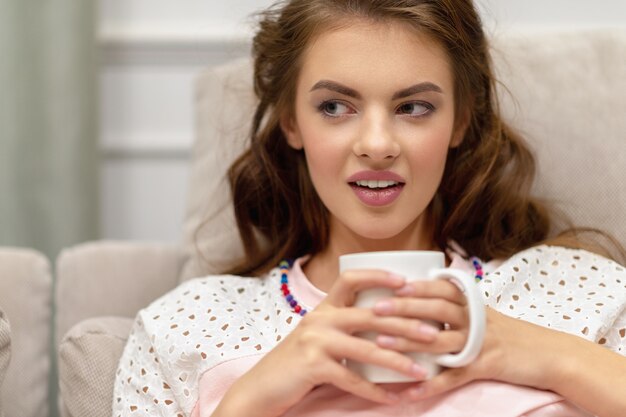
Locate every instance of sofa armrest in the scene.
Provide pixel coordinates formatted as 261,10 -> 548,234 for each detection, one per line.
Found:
0,247 -> 52,417
0,306 -> 11,417
55,240 -> 186,346
58,316 -> 133,417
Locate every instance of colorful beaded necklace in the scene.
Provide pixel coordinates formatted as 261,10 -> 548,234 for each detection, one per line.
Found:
279,260 -> 308,316
279,256 -> 484,316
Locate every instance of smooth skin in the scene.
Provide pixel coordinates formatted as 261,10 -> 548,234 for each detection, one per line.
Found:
212,20 -> 626,417
377,282 -> 626,417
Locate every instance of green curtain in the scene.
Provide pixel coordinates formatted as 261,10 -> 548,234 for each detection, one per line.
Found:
0,1 -> 99,260
0,3 -> 98,416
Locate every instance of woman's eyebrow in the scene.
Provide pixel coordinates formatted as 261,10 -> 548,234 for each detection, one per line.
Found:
392,82 -> 443,99
309,80 -> 443,100
310,80 -> 360,98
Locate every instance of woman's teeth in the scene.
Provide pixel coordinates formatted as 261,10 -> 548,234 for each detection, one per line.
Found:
355,180 -> 399,189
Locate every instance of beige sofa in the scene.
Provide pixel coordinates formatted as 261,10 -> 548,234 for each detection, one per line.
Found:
0,248 -> 52,417
0,305 -> 11,417
1,29 -> 625,417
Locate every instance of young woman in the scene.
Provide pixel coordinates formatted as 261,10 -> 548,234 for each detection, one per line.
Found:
113,1 -> 626,416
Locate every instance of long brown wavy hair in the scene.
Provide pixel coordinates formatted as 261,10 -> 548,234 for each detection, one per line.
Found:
225,0 -> 624,276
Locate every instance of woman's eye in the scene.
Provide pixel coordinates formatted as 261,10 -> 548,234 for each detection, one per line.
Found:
319,101 -> 351,117
398,102 -> 433,117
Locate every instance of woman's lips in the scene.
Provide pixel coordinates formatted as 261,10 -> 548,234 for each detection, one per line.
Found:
349,183 -> 404,206
347,170 -> 406,206
346,170 -> 405,183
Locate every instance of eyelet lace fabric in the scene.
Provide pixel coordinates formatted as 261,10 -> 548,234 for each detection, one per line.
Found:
480,246 -> 626,350
112,245 -> 626,416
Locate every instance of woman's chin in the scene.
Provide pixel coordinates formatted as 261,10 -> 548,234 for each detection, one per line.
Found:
351,225 -> 410,242
331,215 -> 425,247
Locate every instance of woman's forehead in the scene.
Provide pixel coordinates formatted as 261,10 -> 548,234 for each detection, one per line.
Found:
297,20 -> 454,96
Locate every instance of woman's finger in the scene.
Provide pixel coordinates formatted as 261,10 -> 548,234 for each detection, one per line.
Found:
361,315 -> 441,343
400,367 -> 473,401
297,317 -> 427,378
394,279 -> 467,306
324,269 -> 406,307
373,298 -> 469,328
321,361 -> 401,405
376,330 -> 467,354
320,330 -> 429,380
306,307 -> 440,343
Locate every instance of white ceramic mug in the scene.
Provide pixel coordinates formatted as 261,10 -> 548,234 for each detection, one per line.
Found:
339,250 -> 486,383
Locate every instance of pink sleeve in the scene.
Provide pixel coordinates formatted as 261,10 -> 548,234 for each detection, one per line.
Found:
195,369 -> 593,417
522,401 -> 593,417
279,381 -> 593,417
195,354 -> 264,417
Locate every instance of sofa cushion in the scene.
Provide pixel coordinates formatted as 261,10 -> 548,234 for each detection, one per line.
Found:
180,58 -> 256,281
492,30 -> 626,251
0,248 -> 51,417
0,307 -> 10,417
56,241 -> 185,346
58,316 -> 133,417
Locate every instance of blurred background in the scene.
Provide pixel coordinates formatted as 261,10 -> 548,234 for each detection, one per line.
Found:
1,0 -> 626,261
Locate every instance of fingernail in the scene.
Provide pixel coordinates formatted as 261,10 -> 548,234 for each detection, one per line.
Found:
418,324 -> 440,336
411,363 -> 427,377
373,300 -> 394,314
388,273 -> 406,284
377,335 -> 395,347
386,391 -> 400,403
409,386 -> 426,399
395,284 -> 414,296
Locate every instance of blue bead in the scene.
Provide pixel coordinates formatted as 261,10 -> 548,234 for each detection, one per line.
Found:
300,310 -> 307,316
281,277 -> 288,284
286,294 -> 293,302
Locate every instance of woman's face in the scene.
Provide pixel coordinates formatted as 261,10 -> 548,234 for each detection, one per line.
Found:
282,20 -> 464,250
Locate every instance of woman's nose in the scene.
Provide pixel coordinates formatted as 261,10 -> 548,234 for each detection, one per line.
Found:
353,111 -> 400,162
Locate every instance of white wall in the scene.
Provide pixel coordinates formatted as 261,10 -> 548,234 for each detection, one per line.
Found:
98,0 -> 626,243
99,0 -> 275,39
477,0 -> 626,32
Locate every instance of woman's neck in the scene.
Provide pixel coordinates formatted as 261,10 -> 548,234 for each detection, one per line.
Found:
302,217 -> 437,293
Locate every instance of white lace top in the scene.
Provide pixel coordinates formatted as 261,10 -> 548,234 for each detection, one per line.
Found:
112,245 -> 626,417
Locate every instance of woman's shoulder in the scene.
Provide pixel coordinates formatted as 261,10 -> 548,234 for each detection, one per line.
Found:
133,267 -> 299,353
483,244 -> 626,342
141,271 -> 279,315
126,268 -> 301,390
485,244 -> 626,297
131,270 -> 285,343
116,271 -> 288,415
492,244 -> 625,279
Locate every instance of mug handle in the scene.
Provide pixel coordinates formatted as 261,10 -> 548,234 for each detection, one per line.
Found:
428,268 -> 486,367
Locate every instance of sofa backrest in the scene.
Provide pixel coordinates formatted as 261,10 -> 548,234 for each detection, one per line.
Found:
493,30 -> 626,250
181,29 -> 626,280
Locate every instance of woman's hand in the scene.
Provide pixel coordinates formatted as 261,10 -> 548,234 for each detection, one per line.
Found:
371,280 -> 577,401
214,269 -> 442,417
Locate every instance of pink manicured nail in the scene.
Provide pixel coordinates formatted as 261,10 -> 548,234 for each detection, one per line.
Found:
395,284 -> 414,296
409,386 -> 425,399
377,335 -> 396,347
373,300 -> 394,314
387,273 -> 406,284
410,364 -> 427,377
418,324 -> 440,336
386,391 -> 400,403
